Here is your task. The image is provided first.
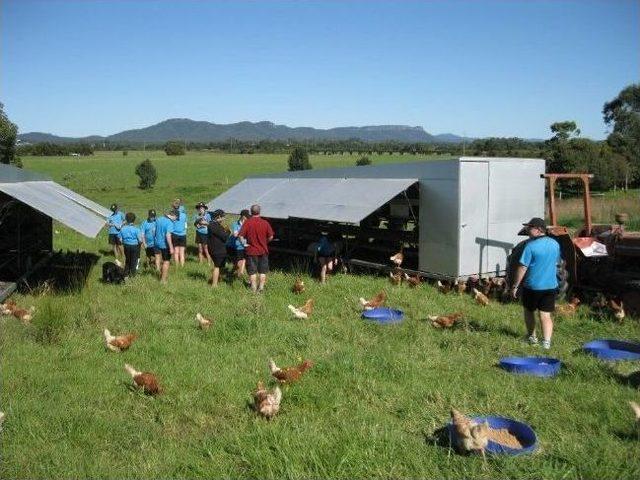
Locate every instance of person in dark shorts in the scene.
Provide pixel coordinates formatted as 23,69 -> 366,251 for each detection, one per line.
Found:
118,212 -> 143,277
106,203 -> 125,259
207,209 -> 229,287
510,217 -> 561,350
171,199 -> 188,267
315,231 -> 337,284
226,209 -> 250,279
193,202 -> 212,264
238,204 -> 274,293
140,209 -> 157,270
154,209 -> 177,283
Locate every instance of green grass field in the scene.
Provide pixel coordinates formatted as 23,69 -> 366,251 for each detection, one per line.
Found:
1,151 -> 639,479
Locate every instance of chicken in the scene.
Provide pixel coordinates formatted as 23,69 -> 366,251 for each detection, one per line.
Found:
124,363 -> 161,395
390,249 -> 404,267
1,299 -> 16,315
292,278 -> 305,294
428,312 -> 463,328
437,280 -> 451,294
555,297 -> 581,316
195,313 -> 212,329
456,279 -> 467,294
359,290 -> 387,310
590,293 -> 608,309
389,270 -> 403,286
103,329 -> 137,352
253,380 -> 282,419
11,306 -> 35,323
472,288 -> 490,306
480,279 -> 492,296
268,358 -> 314,384
489,277 -> 507,298
609,299 -> 625,322
403,273 -> 421,288
630,401 -> 640,430
451,408 -> 490,460
288,298 -> 314,319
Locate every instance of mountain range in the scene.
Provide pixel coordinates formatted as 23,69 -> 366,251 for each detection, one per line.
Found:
18,118 -> 472,144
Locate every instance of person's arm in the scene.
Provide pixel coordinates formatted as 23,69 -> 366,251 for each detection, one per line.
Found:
238,222 -> 248,244
166,223 -> 174,253
267,224 -> 274,243
511,244 -> 532,298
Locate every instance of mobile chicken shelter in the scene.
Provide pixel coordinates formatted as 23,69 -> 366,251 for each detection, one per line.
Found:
0,163 -> 111,298
208,157 -> 545,280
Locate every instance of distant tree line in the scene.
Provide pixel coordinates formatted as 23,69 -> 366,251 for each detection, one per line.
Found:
17,142 -> 94,156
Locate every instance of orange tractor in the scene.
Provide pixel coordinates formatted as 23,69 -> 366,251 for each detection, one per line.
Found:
543,173 -> 640,315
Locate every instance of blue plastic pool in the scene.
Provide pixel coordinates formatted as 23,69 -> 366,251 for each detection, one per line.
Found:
583,339 -> 640,361
448,415 -> 538,456
499,356 -> 562,377
361,307 -> 404,324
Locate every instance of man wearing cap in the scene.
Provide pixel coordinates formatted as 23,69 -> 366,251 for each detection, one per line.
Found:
510,217 -> 561,350
238,204 -> 274,293
194,202 -> 212,264
106,203 -> 125,259
140,209 -> 158,270
207,209 -> 229,287
154,209 -> 177,284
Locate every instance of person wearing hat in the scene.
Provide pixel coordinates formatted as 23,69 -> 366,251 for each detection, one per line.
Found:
154,209 -> 177,284
194,202 -> 212,264
171,199 -> 188,267
207,209 -> 229,287
226,209 -> 250,279
140,209 -> 158,270
106,203 -> 125,259
510,217 -> 561,350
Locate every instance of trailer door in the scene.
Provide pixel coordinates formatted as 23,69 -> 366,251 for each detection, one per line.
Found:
459,161 -> 489,276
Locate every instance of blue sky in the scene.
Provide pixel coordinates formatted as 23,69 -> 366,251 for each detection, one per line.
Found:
1,0 -> 638,139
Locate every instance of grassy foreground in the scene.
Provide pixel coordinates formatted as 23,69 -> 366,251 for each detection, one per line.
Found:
1,152 -> 639,479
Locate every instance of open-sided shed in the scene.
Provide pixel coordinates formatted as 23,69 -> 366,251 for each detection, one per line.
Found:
0,163 -> 110,291
208,157 -> 545,280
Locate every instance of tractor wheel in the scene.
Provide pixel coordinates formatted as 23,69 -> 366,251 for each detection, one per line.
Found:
622,280 -> 640,318
556,260 -> 569,301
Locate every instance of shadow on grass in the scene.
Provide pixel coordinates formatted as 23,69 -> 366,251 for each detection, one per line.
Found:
21,251 -> 99,294
495,325 -> 522,339
424,425 -> 454,450
187,271 -> 208,282
613,429 -> 640,442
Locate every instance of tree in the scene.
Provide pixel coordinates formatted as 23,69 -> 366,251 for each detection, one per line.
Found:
603,84 -> 640,185
356,155 -> 371,166
288,147 -> 311,171
0,103 -> 20,166
122,150 -> 128,156
164,141 -> 185,156
135,159 -> 157,189
550,121 -> 580,142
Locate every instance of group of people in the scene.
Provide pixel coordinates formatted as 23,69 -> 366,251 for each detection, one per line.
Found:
106,200 -> 275,291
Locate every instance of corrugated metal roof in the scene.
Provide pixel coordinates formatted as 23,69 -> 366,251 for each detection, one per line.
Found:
0,164 -> 111,238
208,177 -> 417,224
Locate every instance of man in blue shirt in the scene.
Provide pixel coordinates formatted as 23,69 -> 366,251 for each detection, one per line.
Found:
194,202 -> 212,264
171,199 -> 188,267
118,212 -> 143,277
106,203 -> 125,260
510,217 -> 561,349
154,209 -> 177,284
140,209 -> 157,271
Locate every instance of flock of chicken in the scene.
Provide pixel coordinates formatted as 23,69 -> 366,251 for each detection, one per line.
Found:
0,246 -> 636,454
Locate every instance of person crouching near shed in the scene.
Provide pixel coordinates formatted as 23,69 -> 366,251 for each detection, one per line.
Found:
207,209 -> 229,287
118,212 -> 143,278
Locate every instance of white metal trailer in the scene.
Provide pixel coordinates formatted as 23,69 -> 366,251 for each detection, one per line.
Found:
209,157 -> 545,279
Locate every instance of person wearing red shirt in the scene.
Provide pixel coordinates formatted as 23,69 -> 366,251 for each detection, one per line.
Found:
238,204 -> 274,293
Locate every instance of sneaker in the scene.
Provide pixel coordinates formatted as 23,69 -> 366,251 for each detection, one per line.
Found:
526,335 -> 539,345
541,340 -> 551,350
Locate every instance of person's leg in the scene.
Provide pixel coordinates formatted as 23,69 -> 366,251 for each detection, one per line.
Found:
123,245 -> 133,276
258,274 -> 267,291
160,260 -> 170,283
178,246 -> 185,266
524,308 -> 537,338
130,245 -> 140,276
237,259 -> 246,278
258,255 -> 268,291
198,243 -> 204,263
539,311 -> 554,346
320,264 -> 327,283
118,243 -> 124,259
204,245 -> 212,264
112,242 -> 119,259
155,251 -> 161,272
211,266 -> 220,286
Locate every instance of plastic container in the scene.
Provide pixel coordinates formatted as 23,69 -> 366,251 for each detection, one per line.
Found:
361,307 -> 404,324
499,356 -> 561,377
583,339 -> 640,361
448,415 -> 538,456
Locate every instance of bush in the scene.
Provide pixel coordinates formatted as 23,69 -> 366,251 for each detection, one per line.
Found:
356,156 -> 371,166
288,147 -> 311,171
164,141 -> 185,156
122,150 -> 128,156
31,300 -> 68,345
135,159 -> 157,189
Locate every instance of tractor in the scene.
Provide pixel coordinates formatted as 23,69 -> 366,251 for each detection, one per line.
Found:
508,173 -> 640,316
